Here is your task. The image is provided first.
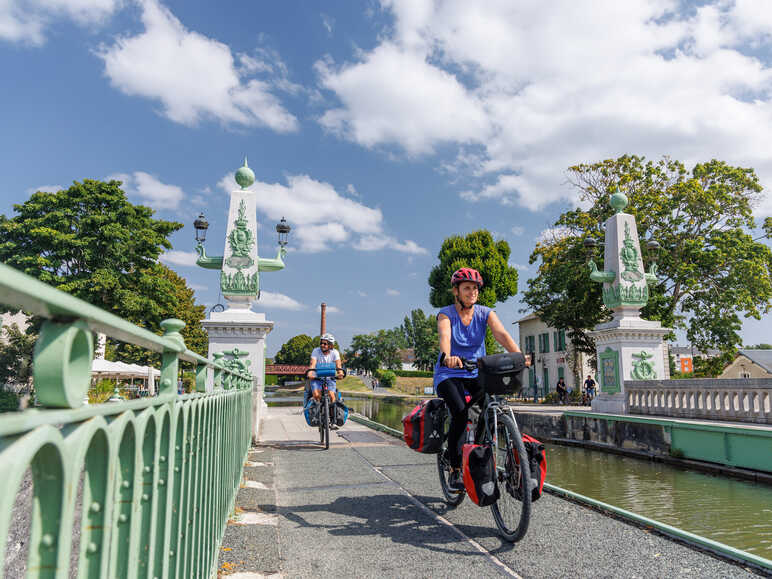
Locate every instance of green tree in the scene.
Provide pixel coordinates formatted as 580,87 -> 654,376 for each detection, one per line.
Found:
375,329 -> 402,370
274,334 -> 314,365
525,155 -> 772,375
400,308 -> 438,371
0,323 -> 36,388
109,264 -> 208,365
344,334 -> 379,374
428,230 -> 519,353
0,179 -> 210,365
745,343 -> 772,349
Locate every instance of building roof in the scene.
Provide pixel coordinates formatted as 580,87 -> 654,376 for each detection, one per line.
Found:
514,312 -> 539,324
739,350 -> 772,373
669,345 -> 721,357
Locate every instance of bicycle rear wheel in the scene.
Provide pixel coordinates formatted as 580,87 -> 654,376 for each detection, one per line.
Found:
490,413 -> 532,542
436,408 -> 464,506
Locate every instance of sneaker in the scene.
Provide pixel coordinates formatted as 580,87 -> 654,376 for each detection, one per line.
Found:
448,469 -> 465,493
330,424 -> 339,430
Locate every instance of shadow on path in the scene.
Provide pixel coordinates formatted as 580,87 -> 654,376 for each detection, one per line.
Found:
279,492 -> 517,557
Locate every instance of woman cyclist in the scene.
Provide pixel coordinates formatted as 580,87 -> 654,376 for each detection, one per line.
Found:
434,267 -> 528,492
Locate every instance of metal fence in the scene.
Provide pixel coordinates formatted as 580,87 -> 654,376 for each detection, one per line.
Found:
0,262 -> 254,578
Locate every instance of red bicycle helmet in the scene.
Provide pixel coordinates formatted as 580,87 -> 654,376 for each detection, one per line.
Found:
451,267 -> 483,288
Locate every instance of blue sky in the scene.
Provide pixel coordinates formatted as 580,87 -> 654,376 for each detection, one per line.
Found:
2,0 -> 771,355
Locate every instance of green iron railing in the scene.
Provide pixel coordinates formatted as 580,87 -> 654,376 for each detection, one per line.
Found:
0,262 -> 255,578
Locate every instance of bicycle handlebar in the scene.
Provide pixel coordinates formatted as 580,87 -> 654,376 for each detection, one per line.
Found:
305,367 -> 347,379
438,352 -> 477,372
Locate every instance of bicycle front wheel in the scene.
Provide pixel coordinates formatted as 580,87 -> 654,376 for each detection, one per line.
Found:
490,413 -> 532,542
322,396 -> 330,450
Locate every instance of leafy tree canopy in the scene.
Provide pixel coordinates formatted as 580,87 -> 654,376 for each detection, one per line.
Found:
344,329 -> 402,374
428,230 -> 519,353
400,308 -> 438,371
274,334 -> 314,365
524,155 -> 772,371
0,180 -> 207,365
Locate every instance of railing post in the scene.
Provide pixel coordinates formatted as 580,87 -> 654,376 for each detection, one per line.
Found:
160,319 -> 186,395
195,363 -> 207,393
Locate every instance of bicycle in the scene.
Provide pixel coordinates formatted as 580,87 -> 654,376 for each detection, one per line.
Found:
306,365 -> 346,450
436,352 -> 533,542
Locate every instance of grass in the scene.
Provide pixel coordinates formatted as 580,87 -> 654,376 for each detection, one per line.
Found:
391,376 -> 434,396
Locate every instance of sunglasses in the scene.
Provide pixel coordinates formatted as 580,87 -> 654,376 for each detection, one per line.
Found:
320,341 -> 331,346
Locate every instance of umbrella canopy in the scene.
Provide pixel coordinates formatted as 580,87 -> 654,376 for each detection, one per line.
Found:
91,358 -> 160,378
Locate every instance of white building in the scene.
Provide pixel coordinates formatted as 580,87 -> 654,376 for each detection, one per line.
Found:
516,313 -> 595,396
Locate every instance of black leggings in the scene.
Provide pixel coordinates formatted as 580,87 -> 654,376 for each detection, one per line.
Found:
436,377 -> 482,469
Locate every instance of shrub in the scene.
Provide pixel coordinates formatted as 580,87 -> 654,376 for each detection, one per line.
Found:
393,370 -> 433,378
0,390 -> 19,412
378,370 -> 397,388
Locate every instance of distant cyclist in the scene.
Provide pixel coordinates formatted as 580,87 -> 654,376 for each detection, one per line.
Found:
307,333 -> 344,406
434,267 -> 529,492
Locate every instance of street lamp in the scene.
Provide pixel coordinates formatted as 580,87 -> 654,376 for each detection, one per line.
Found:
276,217 -> 291,247
194,212 -> 209,243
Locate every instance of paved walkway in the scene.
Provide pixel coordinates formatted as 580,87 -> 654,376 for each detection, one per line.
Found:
217,406 -> 765,578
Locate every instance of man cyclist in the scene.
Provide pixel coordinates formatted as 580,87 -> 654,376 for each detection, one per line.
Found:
434,267 -> 529,492
307,333 -> 344,407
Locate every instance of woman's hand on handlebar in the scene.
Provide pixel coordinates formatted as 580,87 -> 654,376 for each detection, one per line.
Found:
307,369 -> 316,379
444,355 -> 462,369
335,369 -> 344,379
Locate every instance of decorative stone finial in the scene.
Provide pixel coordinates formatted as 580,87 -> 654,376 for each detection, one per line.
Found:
610,189 -> 628,213
235,157 -> 255,190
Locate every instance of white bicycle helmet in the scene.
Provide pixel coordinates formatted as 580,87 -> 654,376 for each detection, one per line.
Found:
320,333 -> 335,344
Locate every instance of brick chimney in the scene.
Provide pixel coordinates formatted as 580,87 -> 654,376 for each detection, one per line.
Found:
320,302 -> 327,336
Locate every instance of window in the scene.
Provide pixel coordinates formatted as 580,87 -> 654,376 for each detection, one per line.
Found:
539,332 -> 550,353
525,335 -> 535,353
543,368 -> 549,393
559,329 -> 566,351
558,366 -> 565,380
740,371 -> 751,379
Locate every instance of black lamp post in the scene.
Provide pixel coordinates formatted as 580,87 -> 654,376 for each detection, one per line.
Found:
276,217 -> 291,247
194,212 -> 209,243
646,239 -> 661,265
583,236 -> 599,263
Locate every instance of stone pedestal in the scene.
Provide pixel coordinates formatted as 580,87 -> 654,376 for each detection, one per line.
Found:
202,308 -> 273,444
590,312 -> 670,414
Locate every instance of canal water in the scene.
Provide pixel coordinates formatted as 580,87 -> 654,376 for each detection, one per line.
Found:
331,394 -> 772,559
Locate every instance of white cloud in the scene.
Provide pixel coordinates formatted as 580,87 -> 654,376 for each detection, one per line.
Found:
316,1 -> 772,215
0,0 -> 119,45
510,226 -> 524,236
258,291 -> 304,310
107,171 -> 184,210
321,13 -> 334,35
317,42 -> 489,155
218,173 -> 427,254
159,250 -> 198,267
98,0 -> 298,132
386,288 -> 400,296
510,262 -> 529,272
188,283 -> 207,291
535,227 -> 573,245
26,184 -> 62,194
317,304 -> 342,314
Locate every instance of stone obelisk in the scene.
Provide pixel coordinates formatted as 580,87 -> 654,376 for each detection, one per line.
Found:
588,191 -> 670,414
196,159 -> 287,442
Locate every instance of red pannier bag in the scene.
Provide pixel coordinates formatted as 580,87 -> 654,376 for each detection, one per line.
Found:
462,444 -> 500,506
521,434 -> 546,501
402,398 -> 445,454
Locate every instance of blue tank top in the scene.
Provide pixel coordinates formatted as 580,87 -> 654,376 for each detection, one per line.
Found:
433,304 -> 491,390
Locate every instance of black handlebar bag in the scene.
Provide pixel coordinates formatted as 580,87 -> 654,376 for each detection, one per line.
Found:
476,352 -> 526,395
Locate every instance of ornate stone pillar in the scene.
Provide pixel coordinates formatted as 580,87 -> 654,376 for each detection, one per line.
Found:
588,191 -> 671,414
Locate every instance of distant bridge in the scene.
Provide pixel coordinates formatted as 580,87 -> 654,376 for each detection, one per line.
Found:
265,364 -> 308,375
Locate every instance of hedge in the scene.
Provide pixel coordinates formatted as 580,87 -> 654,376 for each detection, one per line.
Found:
393,370 -> 433,378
